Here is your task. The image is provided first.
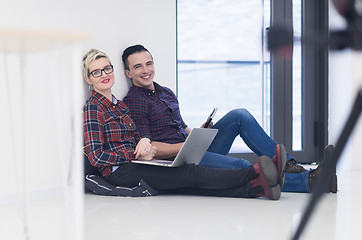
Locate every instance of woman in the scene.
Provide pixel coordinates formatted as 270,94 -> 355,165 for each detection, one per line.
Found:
82,48 -> 285,200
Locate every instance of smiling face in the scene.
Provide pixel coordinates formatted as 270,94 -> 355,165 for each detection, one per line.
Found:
125,51 -> 155,90
85,57 -> 114,98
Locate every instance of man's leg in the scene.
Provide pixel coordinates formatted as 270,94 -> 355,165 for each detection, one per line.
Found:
281,172 -> 310,192
208,108 -> 293,160
200,151 -> 253,169
209,108 -> 306,174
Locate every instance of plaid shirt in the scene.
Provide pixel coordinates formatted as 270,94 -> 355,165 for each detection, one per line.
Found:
83,91 -> 140,178
123,82 -> 188,144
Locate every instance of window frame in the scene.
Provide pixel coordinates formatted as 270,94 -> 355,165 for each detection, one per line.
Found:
270,0 -> 329,163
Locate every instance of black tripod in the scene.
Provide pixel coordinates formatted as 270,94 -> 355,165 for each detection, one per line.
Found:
292,87 -> 362,239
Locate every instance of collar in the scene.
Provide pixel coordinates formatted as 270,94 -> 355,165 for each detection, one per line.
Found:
91,90 -> 118,108
131,82 -> 163,96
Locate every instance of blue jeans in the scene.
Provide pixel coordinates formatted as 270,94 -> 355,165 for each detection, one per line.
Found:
199,108 -> 311,193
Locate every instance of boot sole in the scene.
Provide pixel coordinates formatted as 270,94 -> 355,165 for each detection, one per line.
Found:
278,144 -> 287,188
269,184 -> 281,200
260,156 -> 281,200
331,174 -> 338,193
324,145 -> 338,193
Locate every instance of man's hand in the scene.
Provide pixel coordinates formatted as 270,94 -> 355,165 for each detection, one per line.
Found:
201,122 -> 213,128
151,141 -> 184,159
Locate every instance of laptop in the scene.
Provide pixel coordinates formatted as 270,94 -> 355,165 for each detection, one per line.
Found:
132,128 -> 218,167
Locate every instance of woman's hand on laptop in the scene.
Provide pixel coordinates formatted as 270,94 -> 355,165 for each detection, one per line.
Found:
134,138 -> 152,158
135,146 -> 157,161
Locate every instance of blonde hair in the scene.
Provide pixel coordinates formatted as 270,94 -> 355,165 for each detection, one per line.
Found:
81,49 -> 111,80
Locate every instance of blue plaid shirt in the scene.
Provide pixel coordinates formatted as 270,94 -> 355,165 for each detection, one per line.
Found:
83,91 -> 140,178
123,82 -> 188,144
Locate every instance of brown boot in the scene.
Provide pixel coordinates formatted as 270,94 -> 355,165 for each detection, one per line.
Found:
251,156 -> 281,200
271,144 -> 286,187
285,159 -> 307,173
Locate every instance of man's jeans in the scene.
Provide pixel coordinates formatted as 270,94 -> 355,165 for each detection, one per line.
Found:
199,108 -> 311,193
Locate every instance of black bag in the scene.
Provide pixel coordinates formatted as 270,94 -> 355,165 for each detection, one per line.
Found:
83,149 -> 161,197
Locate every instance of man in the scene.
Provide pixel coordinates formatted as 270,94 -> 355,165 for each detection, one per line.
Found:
122,44 -> 337,193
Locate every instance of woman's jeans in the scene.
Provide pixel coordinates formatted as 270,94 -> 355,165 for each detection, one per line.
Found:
199,108 -> 311,193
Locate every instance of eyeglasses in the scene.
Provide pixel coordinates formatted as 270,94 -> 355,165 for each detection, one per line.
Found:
88,65 -> 114,78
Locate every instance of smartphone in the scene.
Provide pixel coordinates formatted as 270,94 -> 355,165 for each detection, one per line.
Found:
204,108 -> 218,128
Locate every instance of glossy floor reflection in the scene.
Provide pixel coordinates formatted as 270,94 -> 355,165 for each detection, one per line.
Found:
85,169 -> 362,240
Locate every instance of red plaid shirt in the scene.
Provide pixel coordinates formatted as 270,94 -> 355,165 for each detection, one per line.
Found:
83,91 -> 140,178
123,82 -> 188,144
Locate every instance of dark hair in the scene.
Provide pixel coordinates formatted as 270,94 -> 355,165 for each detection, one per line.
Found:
122,44 -> 152,70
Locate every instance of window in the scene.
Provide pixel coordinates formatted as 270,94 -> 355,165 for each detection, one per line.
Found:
177,0 -> 328,162
177,0 -> 271,153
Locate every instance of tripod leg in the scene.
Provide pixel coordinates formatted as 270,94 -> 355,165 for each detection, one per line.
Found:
292,88 -> 362,240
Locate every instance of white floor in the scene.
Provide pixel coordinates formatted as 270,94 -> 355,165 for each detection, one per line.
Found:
2,168 -> 362,240
85,168 -> 362,240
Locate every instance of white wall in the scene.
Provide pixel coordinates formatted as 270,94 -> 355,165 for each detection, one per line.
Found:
0,1 -> 176,239
349,52 -> 362,170
0,0 -> 176,195
0,0 -> 177,98
329,1 -> 362,171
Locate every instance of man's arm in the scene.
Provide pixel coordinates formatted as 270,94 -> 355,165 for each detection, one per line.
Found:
151,141 -> 184,159
151,126 -> 190,158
